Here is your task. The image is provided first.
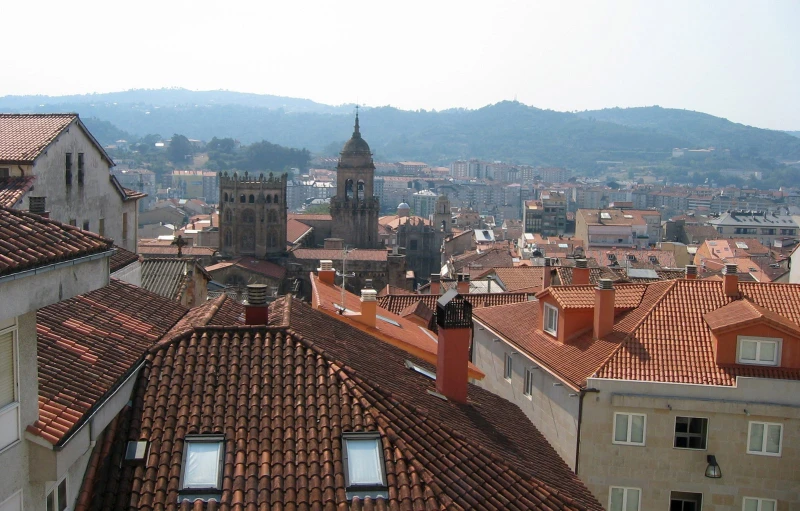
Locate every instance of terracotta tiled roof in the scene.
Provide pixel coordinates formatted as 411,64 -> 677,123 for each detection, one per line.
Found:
584,248 -> 676,269
140,258 -> 210,301
378,292 -> 530,315
288,212 -> 332,221
205,257 -> 286,280
292,248 -> 388,262
31,279 -> 188,445
0,176 -> 35,207
376,284 -> 415,297
87,298 -> 602,510
0,113 -> 76,163
0,206 -> 113,277
286,218 -> 313,244
555,265 -> 627,285
451,247 -> 515,273
121,186 -> 147,201
477,266 -> 546,292
538,284 -> 647,310
703,298 -> 800,336
109,245 -> 139,273
593,280 -> 800,385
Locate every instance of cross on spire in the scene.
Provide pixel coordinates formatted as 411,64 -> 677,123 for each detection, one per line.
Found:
353,105 -> 361,138
171,234 -> 188,257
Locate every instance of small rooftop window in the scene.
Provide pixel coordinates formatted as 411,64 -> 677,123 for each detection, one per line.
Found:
342,432 -> 388,500
600,212 -> 612,220
404,359 -> 435,379
125,440 -> 149,462
180,435 -> 224,497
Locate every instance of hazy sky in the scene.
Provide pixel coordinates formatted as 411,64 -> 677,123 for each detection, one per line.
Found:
2,1 -> 798,129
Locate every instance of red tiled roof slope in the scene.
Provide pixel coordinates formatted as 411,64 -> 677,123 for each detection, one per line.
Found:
0,206 -> 113,276
540,283 -> 647,309
0,176 -> 36,207
478,266 -> 545,292
286,218 -> 312,244
87,299 -> 602,510
0,113 -> 75,163
32,279 -> 188,445
109,245 -> 139,273
378,292 -> 530,315
292,248 -> 388,261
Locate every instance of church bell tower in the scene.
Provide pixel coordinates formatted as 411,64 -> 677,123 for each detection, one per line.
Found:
330,112 -> 380,248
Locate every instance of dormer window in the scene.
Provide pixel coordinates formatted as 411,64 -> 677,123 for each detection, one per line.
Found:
180,435 -> 224,498
544,303 -> 558,336
342,432 -> 388,500
737,336 -> 781,366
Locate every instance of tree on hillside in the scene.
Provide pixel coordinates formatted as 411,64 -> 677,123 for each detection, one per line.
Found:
168,134 -> 194,164
207,137 -> 236,154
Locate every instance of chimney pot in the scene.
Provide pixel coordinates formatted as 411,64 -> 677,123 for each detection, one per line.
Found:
318,260 -> 335,285
435,289 -> 472,403
723,263 -> 739,297
572,258 -> 590,286
685,265 -> 697,279
244,284 -> 269,325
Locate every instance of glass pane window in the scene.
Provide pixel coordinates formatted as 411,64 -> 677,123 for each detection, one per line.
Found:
504,353 -> 513,380
46,477 -> 67,511
609,487 -> 640,511
740,340 -> 757,361
743,498 -> 777,511
737,337 -> 781,366
544,304 -> 558,335
524,368 -> 535,397
748,422 -> 782,455
674,417 -> 708,449
343,432 -> 386,490
613,413 -> 646,445
182,438 -> 224,489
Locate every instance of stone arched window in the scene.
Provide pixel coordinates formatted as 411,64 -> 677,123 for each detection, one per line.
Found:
357,180 -> 365,200
345,179 -> 354,200
273,194 -> 280,204
242,209 -> 255,223
268,210 -> 277,223
224,209 -> 232,222
249,194 -> 255,203
240,229 -> 255,251
224,229 -> 232,247
230,194 -> 235,203
223,192 -> 228,202
240,194 -> 246,203
267,195 -> 272,203
268,231 -> 277,248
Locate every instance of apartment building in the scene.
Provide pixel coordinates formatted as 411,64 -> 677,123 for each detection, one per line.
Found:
170,169 -> 219,202
472,266 -> 799,510
576,208 -> 662,248
709,210 -> 799,246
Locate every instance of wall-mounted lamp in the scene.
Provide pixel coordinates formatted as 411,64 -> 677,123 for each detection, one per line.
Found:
667,404 -> 672,410
743,409 -> 750,416
704,455 -> 721,479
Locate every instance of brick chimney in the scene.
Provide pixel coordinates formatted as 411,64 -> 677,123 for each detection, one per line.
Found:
573,258 -> 590,285
355,280 -> 377,328
318,260 -> 335,285
593,279 -> 615,340
429,273 -> 441,295
457,273 -> 470,294
723,263 -> 739,297
542,258 -> 552,289
244,284 -> 269,325
435,289 -> 473,403
685,264 -> 697,280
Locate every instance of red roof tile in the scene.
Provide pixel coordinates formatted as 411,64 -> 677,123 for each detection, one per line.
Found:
286,218 -> 313,244
378,292 -> 530,315
537,283 -> 647,310
0,176 -> 35,207
292,248 -> 389,262
86,298 -> 602,510
0,114 -> 76,163
31,279 -> 189,445
0,206 -> 113,276
205,256 -> 286,280
109,245 -> 139,273
476,266 -> 546,292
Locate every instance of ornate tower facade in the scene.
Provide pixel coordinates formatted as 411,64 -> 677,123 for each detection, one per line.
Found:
219,171 -> 287,260
433,194 -> 452,234
330,113 -> 380,248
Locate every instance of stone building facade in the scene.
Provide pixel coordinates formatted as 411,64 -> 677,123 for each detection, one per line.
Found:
218,171 -> 287,260
330,114 -> 380,248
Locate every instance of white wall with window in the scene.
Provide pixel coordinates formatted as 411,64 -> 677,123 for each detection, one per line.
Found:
743,497 -> 776,511
673,416 -> 708,450
503,353 -> 513,381
613,412 -> 646,446
46,476 -> 68,511
747,422 -> 782,456
0,318 -> 19,453
543,303 -> 558,336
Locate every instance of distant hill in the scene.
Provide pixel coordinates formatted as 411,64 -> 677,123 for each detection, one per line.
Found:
786,131 -> 800,138
577,106 -> 800,160
2,90 -> 799,169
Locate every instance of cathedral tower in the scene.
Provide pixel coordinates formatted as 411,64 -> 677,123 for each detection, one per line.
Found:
219,171 -> 287,260
330,112 -> 380,248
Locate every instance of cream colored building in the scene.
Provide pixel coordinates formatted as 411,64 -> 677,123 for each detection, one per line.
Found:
472,268 -> 800,511
0,114 -> 144,253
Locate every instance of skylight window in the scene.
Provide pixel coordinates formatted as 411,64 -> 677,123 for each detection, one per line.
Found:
342,432 -> 388,500
601,212 -> 612,220
180,435 -> 224,494
125,440 -> 149,462
404,359 -> 435,379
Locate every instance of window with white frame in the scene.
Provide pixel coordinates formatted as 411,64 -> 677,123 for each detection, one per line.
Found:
0,319 -> 20,452
608,486 -> 640,511
523,367 -> 535,397
504,353 -> 513,381
670,491 -> 702,511
46,476 -> 68,511
743,497 -> 777,511
613,412 -> 646,445
674,416 -> 708,450
543,303 -> 558,335
0,491 -> 22,511
747,421 -> 782,456
342,432 -> 388,499
737,336 -> 781,366
180,435 -> 225,491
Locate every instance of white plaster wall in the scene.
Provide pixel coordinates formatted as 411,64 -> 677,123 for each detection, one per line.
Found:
472,321 -> 580,468
26,122 -> 138,252
112,260 -> 142,287
579,377 -> 800,510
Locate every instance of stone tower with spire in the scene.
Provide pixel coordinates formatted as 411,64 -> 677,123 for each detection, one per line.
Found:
330,112 -> 380,248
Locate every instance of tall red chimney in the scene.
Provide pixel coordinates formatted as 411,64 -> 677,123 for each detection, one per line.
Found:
573,258 -> 590,286
244,284 -> 269,325
593,279 -> 615,340
723,263 -> 739,297
318,260 -> 335,285
457,273 -> 470,294
435,289 -> 473,404
542,257 -> 552,289
429,273 -> 441,295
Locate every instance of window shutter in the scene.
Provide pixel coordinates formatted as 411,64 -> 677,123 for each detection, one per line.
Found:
0,331 -> 15,408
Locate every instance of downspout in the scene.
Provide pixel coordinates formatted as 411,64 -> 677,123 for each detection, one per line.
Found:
574,387 -> 599,475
